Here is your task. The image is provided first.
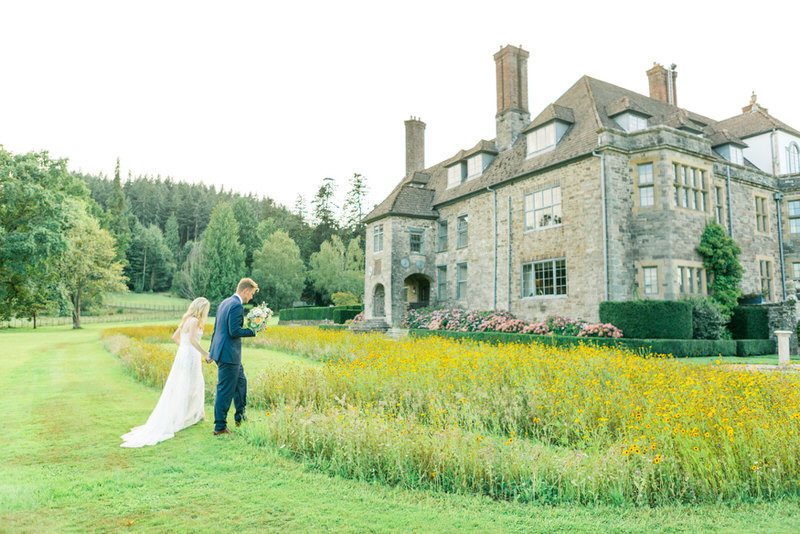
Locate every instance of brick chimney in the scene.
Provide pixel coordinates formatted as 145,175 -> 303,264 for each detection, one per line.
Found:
742,92 -> 768,114
404,116 -> 425,175
647,62 -> 678,105
494,45 -> 530,151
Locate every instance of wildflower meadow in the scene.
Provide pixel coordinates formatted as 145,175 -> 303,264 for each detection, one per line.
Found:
103,324 -> 800,505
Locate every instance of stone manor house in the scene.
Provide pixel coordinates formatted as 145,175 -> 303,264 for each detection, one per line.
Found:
361,45 -> 800,327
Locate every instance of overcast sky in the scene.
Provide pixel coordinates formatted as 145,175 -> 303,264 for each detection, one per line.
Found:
2,0 -> 799,216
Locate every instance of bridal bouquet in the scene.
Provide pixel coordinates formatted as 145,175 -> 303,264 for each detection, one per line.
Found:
245,304 -> 273,334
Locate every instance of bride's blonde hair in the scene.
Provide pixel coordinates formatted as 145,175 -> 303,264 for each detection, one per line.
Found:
179,297 -> 210,331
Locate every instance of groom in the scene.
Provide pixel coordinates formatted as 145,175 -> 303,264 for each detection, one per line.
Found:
208,278 -> 258,435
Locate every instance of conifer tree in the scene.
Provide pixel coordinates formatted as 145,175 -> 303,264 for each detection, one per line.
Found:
202,202 -> 245,303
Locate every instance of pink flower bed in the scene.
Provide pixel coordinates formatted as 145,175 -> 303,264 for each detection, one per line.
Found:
402,308 -> 623,338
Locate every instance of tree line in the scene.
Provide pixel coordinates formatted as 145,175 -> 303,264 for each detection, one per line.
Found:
1,147 -> 371,328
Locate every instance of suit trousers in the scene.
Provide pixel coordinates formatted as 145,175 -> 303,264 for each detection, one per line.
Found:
214,361 -> 247,431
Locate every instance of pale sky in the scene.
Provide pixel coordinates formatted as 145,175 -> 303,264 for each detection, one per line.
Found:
2,0 -> 799,217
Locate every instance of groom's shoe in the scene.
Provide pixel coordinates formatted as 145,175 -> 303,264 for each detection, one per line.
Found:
235,417 -> 247,427
213,428 -> 232,436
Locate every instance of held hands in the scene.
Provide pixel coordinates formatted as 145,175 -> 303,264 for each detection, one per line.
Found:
203,351 -> 212,364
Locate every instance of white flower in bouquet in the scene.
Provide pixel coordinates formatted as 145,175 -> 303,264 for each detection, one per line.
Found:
245,303 -> 273,334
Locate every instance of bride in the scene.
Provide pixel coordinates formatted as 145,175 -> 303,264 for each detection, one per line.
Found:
121,297 -> 211,448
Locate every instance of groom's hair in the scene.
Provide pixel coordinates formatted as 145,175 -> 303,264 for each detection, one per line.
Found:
237,278 -> 259,293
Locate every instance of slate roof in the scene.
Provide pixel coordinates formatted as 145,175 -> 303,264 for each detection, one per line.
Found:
716,107 -> 800,139
363,74 -> 799,223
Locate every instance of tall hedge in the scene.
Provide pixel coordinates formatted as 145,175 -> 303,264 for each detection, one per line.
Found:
279,305 -> 362,322
599,300 -> 693,339
728,306 -> 770,340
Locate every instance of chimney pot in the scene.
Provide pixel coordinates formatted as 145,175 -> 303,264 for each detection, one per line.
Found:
404,117 -> 425,175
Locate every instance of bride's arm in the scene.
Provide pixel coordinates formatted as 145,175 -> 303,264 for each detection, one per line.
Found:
172,326 -> 181,345
187,318 -> 209,359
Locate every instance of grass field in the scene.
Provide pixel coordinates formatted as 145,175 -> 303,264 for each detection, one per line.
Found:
106,292 -> 192,308
3,322 -> 800,532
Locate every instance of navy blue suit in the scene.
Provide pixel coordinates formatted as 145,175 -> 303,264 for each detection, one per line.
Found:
209,294 -> 255,431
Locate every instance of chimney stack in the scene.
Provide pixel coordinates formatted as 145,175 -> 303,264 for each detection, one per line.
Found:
404,117 -> 425,175
647,62 -> 678,106
494,44 -> 530,151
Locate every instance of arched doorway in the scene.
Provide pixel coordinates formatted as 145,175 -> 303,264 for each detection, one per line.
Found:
373,284 -> 386,317
404,274 -> 431,310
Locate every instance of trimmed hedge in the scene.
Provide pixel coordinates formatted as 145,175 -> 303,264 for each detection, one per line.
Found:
728,306 -> 770,340
736,339 -> 776,357
279,305 -> 362,322
599,300 -> 693,339
408,329 -> 756,358
319,324 -> 349,331
333,309 -> 361,325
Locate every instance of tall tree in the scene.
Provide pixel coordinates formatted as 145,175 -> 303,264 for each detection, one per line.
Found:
126,222 -> 176,292
231,198 -> 260,270
59,212 -> 127,328
106,157 -> 131,265
294,193 -> 307,222
164,214 -> 181,263
203,203 -> 245,303
308,235 -> 364,301
172,240 -> 209,300
312,177 -> 337,228
0,148 -> 85,321
251,230 -> 306,312
342,172 -> 368,240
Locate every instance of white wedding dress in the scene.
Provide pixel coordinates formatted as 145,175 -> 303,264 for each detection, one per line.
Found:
121,318 -> 206,447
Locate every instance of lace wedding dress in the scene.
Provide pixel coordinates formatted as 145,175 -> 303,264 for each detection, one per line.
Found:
121,318 -> 206,447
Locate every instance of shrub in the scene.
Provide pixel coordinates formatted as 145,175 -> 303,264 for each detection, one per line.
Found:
696,222 -> 743,316
332,308 -> 361,324
728,306 -> 770,340
331,292 -> 360,306
403,308 -> 622,338
688,297 -> 727,340
599,300 -> 692,339
736,339 -> 776,357
279,305 -> 363,322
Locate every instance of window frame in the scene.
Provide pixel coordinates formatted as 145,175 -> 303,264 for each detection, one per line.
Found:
524,186 -> 562,231
643,266 -> 658,295
755,194 -> 769,234
526,123 -> 556,157
437,220 -> 448,252
672,163 -> 708,213
456,215 -> 468,249
409,228 -> 424,254
788,199 -> 800,234
521,258 -> 567,298
456,262 -> 468,300
437,265 -> 447,300
373,224 -> 384,253
637,162 -> 655,208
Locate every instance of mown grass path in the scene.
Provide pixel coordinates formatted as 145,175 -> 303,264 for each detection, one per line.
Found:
3,323 -> 800,532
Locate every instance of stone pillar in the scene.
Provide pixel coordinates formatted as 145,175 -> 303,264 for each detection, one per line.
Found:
776,330 -> 792,365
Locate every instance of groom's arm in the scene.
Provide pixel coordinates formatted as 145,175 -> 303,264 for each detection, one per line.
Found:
229,303 -> 255,339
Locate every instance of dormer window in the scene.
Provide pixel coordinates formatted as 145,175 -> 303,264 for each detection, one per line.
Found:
466,154 -> 494,179
446,162 -> 467,188
613,112 -> 649,133
526,120 -> 571,158
528,123 -> 555,153
714,144 -> 744,165
731,146 -> 744,165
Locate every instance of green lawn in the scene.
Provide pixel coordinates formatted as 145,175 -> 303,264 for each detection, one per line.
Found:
674,354 -> 781,366
106,291 -> 192,308
3,322 -> 800,532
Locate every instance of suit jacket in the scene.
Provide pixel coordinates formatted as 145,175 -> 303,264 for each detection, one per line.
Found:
209,295 -> 255,365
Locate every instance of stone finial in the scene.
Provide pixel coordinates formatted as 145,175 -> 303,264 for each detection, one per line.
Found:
742,91 -> 768,114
